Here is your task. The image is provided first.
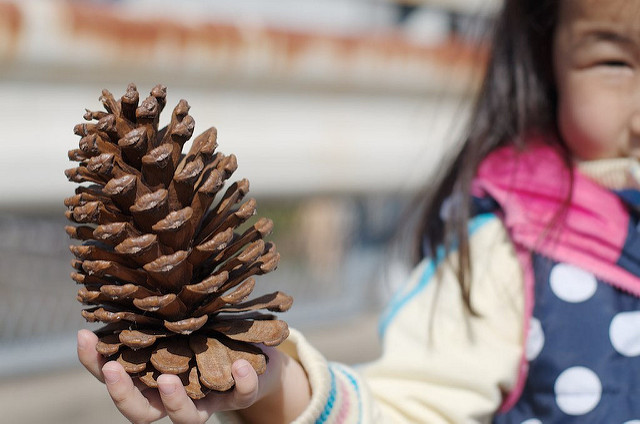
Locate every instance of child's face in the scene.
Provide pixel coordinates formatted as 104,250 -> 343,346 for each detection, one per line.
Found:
554,0 -> 640,161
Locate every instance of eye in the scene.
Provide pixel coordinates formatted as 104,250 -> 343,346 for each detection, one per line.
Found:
597,57 -> 633,69
601,60 -> 631,67
593,59 -> 635,76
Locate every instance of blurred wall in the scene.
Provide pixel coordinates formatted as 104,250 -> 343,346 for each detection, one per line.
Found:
0,0 -> 488,204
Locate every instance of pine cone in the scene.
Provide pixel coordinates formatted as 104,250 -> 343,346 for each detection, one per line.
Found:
65,84 -> 292,399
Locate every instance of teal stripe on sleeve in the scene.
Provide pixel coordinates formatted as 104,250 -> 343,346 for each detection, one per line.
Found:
316,367 -> 336,424
378,213 -> 496,337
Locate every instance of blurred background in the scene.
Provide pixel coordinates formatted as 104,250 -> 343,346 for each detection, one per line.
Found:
0,0 -> 497,422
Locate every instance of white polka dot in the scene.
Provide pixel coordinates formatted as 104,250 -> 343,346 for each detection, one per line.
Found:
520,419 -> 542,424
610,311 -> 640,357
549,263 -> 598,303
554,366 -> 602,415
623,421 -> 640,424
525,317 -> 545,361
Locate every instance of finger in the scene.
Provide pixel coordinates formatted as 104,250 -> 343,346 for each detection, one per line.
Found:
157,374 -> 207,424
229,359 -> 260,409
77,329 -> 106,383
102,361 -> 165,423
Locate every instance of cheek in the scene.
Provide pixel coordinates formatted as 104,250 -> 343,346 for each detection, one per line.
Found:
557,86 -> 619,160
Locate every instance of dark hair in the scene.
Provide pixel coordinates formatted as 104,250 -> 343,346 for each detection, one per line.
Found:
416,0 -> 563,310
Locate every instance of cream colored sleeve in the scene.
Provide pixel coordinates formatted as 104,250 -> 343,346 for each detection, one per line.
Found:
212,216 -> 525,423
364,216 -> 525,422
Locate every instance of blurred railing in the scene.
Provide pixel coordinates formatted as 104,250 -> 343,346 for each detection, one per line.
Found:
0,213 -> 84,376
0,194 -> 410,377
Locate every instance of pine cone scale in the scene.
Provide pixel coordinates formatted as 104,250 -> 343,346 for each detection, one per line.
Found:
150,338 -> 193,374
163,315 -> 209,334
95,333 -> 123,356
118,346 -> 153,373
119,329 -> 166,350
189,335 -> 237,392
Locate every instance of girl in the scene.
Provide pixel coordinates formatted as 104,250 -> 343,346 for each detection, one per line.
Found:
78,0 -> 640,422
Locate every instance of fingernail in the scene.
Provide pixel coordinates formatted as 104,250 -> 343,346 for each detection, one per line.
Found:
159,382 -> 176,396
103,368 -> 120,384
236,363 -> 250,378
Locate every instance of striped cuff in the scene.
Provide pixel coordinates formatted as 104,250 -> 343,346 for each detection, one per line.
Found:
315,363 -> 363,424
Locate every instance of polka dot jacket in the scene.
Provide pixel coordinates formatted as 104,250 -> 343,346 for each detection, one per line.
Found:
472,140 -> 640,423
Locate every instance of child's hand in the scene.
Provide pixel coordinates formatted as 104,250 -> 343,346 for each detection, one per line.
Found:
77,329 -> 277,424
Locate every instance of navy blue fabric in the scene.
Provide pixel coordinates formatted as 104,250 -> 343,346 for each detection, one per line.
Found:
615,189 -> 640,210
471,196 -> 500,217
493,254 -> 640,423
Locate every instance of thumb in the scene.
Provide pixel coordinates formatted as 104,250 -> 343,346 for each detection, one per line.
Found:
230,360 -> 260,409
